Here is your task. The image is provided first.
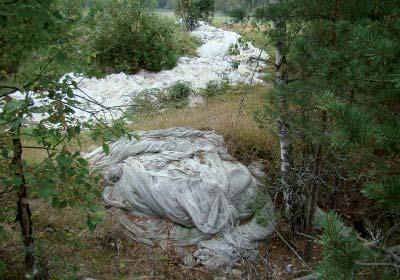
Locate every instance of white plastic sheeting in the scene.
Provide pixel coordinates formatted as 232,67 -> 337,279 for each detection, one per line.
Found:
87,128 -> 275,270
9,23 -> 267,123
65,23 -> 267,121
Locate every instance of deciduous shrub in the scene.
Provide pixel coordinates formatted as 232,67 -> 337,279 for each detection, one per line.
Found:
201,80 -> 229,98
175,0 -> 215,30
168,81 -> 193,101
90,0 -> 186,73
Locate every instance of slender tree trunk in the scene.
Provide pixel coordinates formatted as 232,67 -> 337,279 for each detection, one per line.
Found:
304,0 -> 339,261
303,144 -> 322,261
271,0 -> 294,225
13,133 -> 40,279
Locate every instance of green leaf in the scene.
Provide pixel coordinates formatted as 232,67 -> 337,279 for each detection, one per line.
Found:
102,143 -> 110,155
0,260 -> 6,278
8,176 -> 22,188
38,185 -> 55,200
77,158 -> 87,166
0,148 -> 8,158
86,217 -> 98,232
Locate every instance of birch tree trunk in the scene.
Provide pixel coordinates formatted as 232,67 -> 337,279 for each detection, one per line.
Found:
13,125 -> 41,279
270,0 -> 294,224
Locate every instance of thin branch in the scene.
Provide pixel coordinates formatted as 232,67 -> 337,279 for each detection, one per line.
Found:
0,85 -> 20,90
22,146 -> 57,151
236,43 -> 268,119
295,231 -> 318,240
274,229 -> 311,270
0,87 -> 21,98
250,56 -> 269,63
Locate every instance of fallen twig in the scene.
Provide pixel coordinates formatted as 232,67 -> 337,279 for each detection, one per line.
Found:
274,229 -> 311,270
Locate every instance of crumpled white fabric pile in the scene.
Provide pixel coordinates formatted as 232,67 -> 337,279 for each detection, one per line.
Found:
86,128 -> 275,270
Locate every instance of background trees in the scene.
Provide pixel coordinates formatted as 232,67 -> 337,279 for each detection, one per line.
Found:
175,0 -> 215,30
214,0 -> 264,13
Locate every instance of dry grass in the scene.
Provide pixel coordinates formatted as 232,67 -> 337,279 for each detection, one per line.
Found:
212,15 -> 274,55
22,84 -> 278,165
130,84 -> 278,164
1,196 -> 222,280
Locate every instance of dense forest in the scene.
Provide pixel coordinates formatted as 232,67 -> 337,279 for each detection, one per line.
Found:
155,0 -> 265,10
1,0 -> 399,279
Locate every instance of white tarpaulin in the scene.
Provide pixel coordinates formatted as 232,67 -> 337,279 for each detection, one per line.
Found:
87,128 -> 275,270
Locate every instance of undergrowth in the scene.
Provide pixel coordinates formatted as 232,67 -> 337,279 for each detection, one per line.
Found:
129,84 -> 278,164
1,84 -> 278,279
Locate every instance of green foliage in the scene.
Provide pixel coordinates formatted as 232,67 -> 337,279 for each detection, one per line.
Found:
228,43 -> 241,56
175,0 -> 215,30
317,212 -> 366,279
54,0 -> 85,22
0,0 -> 101,84
0,1 -> 129,275
228,7 -> 248,23
256,0 -> 400,277
1,0 -> 197,79
258,0 -> 400,196
317,211 -> 398,280
0,260 -> 5,279
319,92 -> 372,145
168,81 -> 193,101
257,0 -> 400,154
228,37 -> 245,56
201,80 -> 229,98
0,0 -> 66,76
362,176 -> 400,211
86,205 -> 106,232
214,0 -> 264,13
172,29 -> 202,58
90,0 -> 183,73
252,188 -> 275,227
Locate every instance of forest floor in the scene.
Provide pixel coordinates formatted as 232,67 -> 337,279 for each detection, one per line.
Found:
1,84 -> 320,279
0,19 -> 329,280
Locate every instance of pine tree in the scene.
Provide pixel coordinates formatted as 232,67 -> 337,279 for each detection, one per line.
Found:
257,0 -> 400,276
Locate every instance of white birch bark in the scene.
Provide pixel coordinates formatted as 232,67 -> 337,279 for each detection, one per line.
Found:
270,0 -> 293,220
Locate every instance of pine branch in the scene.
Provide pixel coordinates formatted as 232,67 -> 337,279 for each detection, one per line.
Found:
355,261 -> 400,269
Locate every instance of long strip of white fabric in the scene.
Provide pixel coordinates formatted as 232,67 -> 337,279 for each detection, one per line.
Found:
69,23 -> 268,120
8,23 -> 268,123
